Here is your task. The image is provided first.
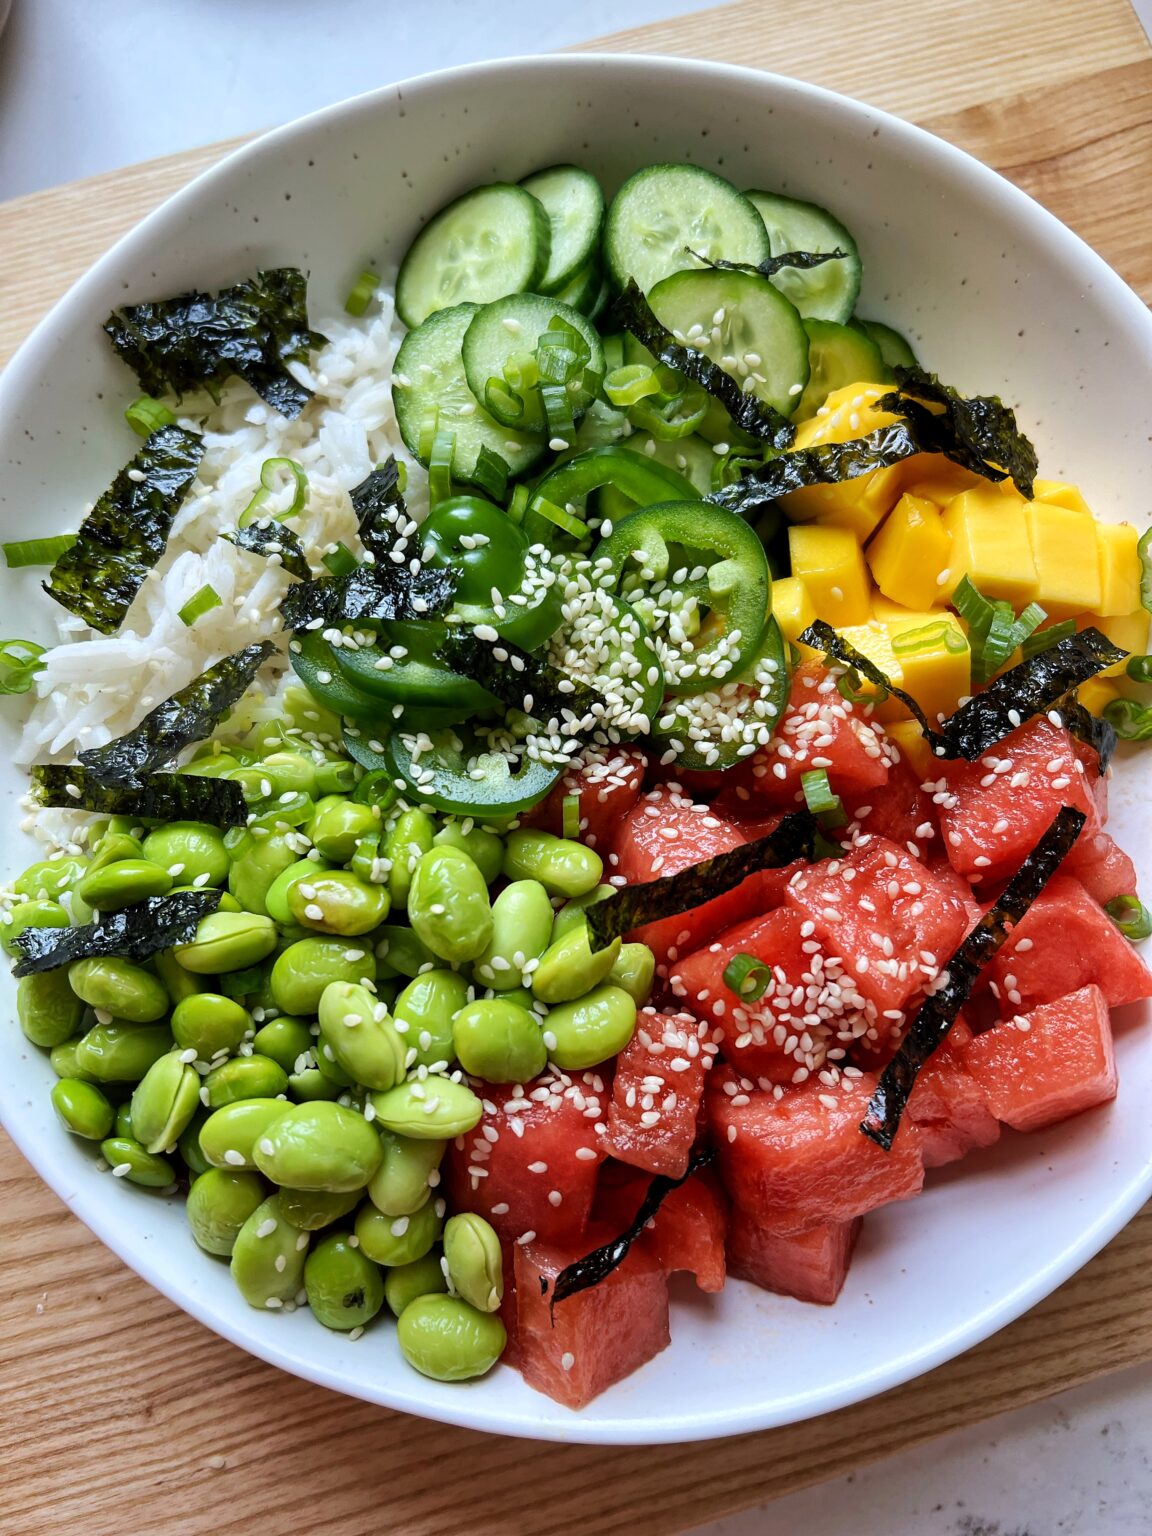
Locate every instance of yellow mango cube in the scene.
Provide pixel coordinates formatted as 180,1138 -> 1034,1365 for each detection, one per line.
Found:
1081,609 -> 1150,675
1034,479 -> 1092,516
884,718 -> 939,780
893,453 -> 985,508
781,382 -> 905,540
1025,501 -> 1101,618
836,621 -> 907,721
885,610 -> 972,726
1095,521 -> 1141,617
1077,675 -> 1120,716
771,575 -> 817,645
942,485 -> 1038,606
788,524 -> 871,626
867,493 -> 952,612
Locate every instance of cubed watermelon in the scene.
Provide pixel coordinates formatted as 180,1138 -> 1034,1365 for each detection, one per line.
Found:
514,1230 -> 670,1408
523,744 -> 647,850
962,984 -> 1118,1133
708,1068 -> 924,1233
904,1017 -> 1000,1167
727,1210 -> 861,1305
841,756 -> 940,860
1064,828 -> 1139,907
600,1010 -> 714,1177
593,1162 -> 728,1293
750,664 -> 895,807
987,875 -> 1152,1010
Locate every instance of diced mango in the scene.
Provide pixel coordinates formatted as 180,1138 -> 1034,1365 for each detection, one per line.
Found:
1079,609 -> 1149,675
1077,676 -> 1120,716
780,382 -> 905,540
1025,501 -> 1101,617
867,493 -> 952,612
884,718 -> 939,780
788,525 -> 871,627
885,610 -> 972,726
942,485 -> 1038,606
1034,479 -> 1092,516
836,621 -> 906,721
771,575 -> 818,645
1095,521 -> 1141,617
892,453 -> 985,508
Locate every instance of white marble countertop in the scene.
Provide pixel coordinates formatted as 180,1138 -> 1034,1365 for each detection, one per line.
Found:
2,2 -> 1151,1531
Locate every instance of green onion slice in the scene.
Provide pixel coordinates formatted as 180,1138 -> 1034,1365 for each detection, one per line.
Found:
1125,654 -> 1152,684
1105,894 -> 1152,941
4,536 -> 78,568
428,426 -> 456,507
1021,619 -> 1077,660
0,637 -> 47,695
604,364 -> 662,408
1138,527 -> 1152,615
321,542 -> 359,579
344,269 -> 380,318
531,496 -> 587,541
836,666 -> 880,706
177,584 -> 223,627
238,457 -> 309,528
507,483 -> 530,526
1103,697 -> 1152,741
124,395 -> 177,437
800,766 -> 846,828
723,952 -> 773,1002
540,381 -> 575,444
561,793 -> 580,840
954,575 -> 1047,684
471,446 -> 509,504
891,619 -> 967,656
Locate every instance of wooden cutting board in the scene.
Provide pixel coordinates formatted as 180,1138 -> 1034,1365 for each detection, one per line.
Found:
2,3 -> 1151,1533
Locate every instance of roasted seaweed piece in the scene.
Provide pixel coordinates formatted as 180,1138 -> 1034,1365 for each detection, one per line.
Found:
351,459 -> 408,563
280,563 -> 457,631
32,764 -> 248,828
610,279 -> 795,450
543,1146 -> 717,1315
707,422 -> 922,518
799,620 -> 940,740
104,268 -> 325,420
225,520 -> 311,581
860,806 -> 1086,1149
75,643 -> 276,785
1061,695 -> 1118,769
43,426 -> 204,633
585,811 -> 817,948
11,890 -> 222,976
875,366 -> 1039,499
436,632 -> 603,723
687,246 -> 848,280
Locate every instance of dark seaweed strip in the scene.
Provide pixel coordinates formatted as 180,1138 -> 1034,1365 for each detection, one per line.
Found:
32,765 -> 248,828
707,422 -> 923,518
43,426 -> 204,634
686,246 -> 848,280
544,1146 -> 717,1315
1060,695 -> 1118,769
225,521 -> 311,581
104,268 -> 325,420
861,806 -> 1086,1150
436,631 -> 603,723
875,366 -> 1039,499
280,564 -> 457,631
351,459 -> 408,563
610,279 -> 795,450
75,642 -> 276,785
585,811 -> 817,948
11,890 -> 222,976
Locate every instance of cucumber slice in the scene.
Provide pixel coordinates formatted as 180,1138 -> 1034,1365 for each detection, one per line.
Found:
645,268 -> 809,418
604,164 -> 770,294
396,183 -> 551,329
461,294 -> 605,434
520,165 -> 605,295
552,259 -> 604,317
392,304 -> 546,486
858,317 -> 920,370
794,318 -> 886,420
745,190 -> 862,324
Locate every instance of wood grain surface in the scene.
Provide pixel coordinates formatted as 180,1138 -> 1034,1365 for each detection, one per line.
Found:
2,3 -> 1151,1533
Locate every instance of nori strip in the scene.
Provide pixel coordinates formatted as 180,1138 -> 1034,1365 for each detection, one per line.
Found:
104,268 -> 325,420
32,764 -> 248,828
860,805 -> 1086,1149
436,631 -> 603,723
799,620 -> 939,741
875,366 -> 1039,499
11,890 -> 222,977
1060,695 -> 1118,769
225,520 -> 311,581
610,279 -> 796,450
707,422 -> 923,518
351,458 -> 408,563
75,642 -> 277,785
686,246 -> 848,280
585,811 -> 817,948
543,1146 -> 717,1315
280,563 -> 457,631
44,426 -> 204,634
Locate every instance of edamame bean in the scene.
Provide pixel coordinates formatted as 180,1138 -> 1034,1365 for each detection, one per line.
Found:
0,899 -> 69,956
354,1194 -> 443,1266
171,992 -> 252,1058
287,870 -> 390,937
384,1253 -> 450,1317
277,1186 -> 361,1231
69,957 -> 169,1024
286,1066 -> 341,1103
227,831 -> 298,915
253,1101 -> 383,1192
318,981 -> 406,1091
153,948 -> 207,1006
199,1098 -> 290,1170
87,832 -> 144,871
443,1213 -> 503,1312
609,942 -> 656,1005
17,970 -> 85,1048
259,750 -> 318,798
502,829 -> 603,898
115,1101 -> 136,1139
252,1016 -> 313,1075
370,1077 -> 483,1139
392,968 -> 469,1069
231,1194 -> 310,1308
545,984 -> 637,1070
14,857 -> 87,901
308,795 -> 378,863
179,1110 -> 213,1175
270,936 -> 377,1015
531,927 -> 622,1005
312,1034 -> 354,1087
202,1053 -> 289,1109
264,858 -> 332,926
375,924 -> 437,981
473,879 -> 553,991
551,885 -> 615,943
100,1136 -> 175,1189
76,1021 -> 174,1082
49,1037 -> 94,1081
396,1294 -> 506,1381
76,858 -> 173,911
433,821 -> 504,884
452,999 -> 547,1083
490,985 -> 540,1013
367,1131 -> 446,1217
304,1232 -> 385,1330
385,808 -> 435,910
174,911 -> 278,974
186,1169 -> 266,1256
130,1052 -> 202,1152
50,1078 -> 114,1140
408,847 -> 492,965
141,822 -> 231,888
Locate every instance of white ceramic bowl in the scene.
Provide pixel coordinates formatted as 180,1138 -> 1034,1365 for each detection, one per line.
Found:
2,54 -> 1151,1446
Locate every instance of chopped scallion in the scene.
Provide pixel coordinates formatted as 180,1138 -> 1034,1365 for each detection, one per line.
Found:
722,952 -> 773,1002
954,575 -> 1047,684
531,496 -> 587,541
322,542 -> 359,579
1125,654 -> 1152,684
471,446 -> 509,504
124,395 -> 177,437
1103,696 -> 1152,741
238,457 -> 309,528
1138,527 -> 1152,615
4,536 -> 77,568
177,584 -> 223,627
0,637 -> 47,695
800,766 -> 846,828
604,364 -> 662,408
428,427 -> 456,506
507,483 -> 530,526
540,381 -> 575,445
343,269 -> 380,317
1105,894 -> 1152,941
891,620 -> 952,655
1021,619 -> 1077,660
561,793 -> 581,839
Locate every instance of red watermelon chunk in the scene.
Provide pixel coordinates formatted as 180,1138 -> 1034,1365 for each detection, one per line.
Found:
986,875 -> 1152,1010
514,1231 -> 670,1408
600,1010 -> 715,1177
727,1211 -> 861,1305
444,1071 -> 608,1245
707,1067 -> 924,1233
841,757 -> 940,860
593,1162 -> 728,1294
784,834 -> 969,1014
934,718 -> 1101,880
1064,829 -> 1139,907
904,1017 -> 1000,1167
962,984 -> 1118,1133
706,798 -> 805,908
523,744 -> 647,849
750,664 -> 895,807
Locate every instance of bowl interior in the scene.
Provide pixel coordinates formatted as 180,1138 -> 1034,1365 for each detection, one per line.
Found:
1,53 -> 1150,1445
